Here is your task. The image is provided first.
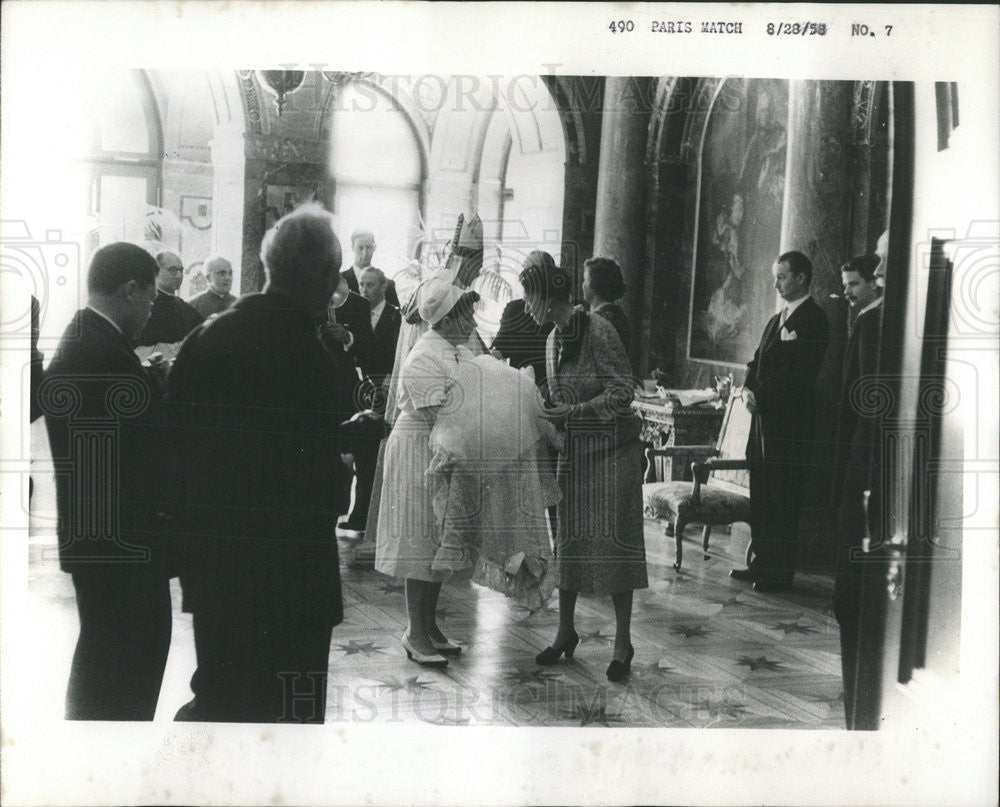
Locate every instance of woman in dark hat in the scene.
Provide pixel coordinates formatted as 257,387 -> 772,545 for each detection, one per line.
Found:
523,254 -> 647,682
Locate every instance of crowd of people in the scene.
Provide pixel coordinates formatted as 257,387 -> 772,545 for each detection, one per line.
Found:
37,201 -> 886,727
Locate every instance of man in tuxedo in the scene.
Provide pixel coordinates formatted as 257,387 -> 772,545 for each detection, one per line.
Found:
187,255 -> 236,318
359,266 -> 401,393
732,250 -> 829,591
169,203 -> 351,723
830,254 -> 883,729
341,229 -> 399,308
136,250 -> 204,348
42,242 -> 172,719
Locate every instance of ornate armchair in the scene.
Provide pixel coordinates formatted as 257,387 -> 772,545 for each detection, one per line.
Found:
642,388 -> 753,570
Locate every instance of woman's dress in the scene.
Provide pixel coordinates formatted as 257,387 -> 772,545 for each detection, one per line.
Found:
546,311 -> 648,595
590,301 -> 631,354
374,330 -> 558,610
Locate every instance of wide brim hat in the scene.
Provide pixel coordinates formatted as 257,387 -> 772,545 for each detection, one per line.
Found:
416,273 -> 466,325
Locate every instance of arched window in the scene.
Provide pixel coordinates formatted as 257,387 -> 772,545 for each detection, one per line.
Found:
477,76 -> 566,298
328,82 -> 424,277
17,69 -> 164,349
83,70 -> 163,249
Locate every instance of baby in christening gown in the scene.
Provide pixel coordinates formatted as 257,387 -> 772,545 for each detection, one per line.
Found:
427,354 -> 562,611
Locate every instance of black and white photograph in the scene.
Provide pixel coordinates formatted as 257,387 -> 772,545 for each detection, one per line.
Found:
0,2 -> 997,805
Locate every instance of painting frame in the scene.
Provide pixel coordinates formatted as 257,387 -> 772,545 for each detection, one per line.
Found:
687,77 -> 790,367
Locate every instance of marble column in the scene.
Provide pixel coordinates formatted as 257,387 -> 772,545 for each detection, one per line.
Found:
645,156 -> 689,380
549,76 -> 603,278
593,77 -> 653,372
779,79 -> 855,568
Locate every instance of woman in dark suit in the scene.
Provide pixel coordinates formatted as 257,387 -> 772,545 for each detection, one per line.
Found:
523,255 -> 647,682
581,257 -> 630,354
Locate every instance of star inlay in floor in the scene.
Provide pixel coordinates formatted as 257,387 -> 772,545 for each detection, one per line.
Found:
27,430 -> 847,729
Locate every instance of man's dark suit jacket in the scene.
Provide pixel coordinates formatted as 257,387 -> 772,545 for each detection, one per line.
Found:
325,291 -> 373,374
370,303 -> 402,381
745,295 -> 829,445
743,294 -> 829,575
831,300 -> 883,515
342,266 -> 400,308
320,290 -> 374,421
168,292 -> 350,628
43,308 -> 167,569
136,289 -> 204,346
492,298 -> 554,388
828,298 -> 883,731
187,289 -> 236,319
43,307 -> 172,720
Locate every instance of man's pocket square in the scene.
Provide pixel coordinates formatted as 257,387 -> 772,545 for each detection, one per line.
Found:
780,329 -> 798,341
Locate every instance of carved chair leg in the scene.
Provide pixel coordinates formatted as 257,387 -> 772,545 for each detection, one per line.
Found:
672,519 -> 685,571
702,524 -> 712,560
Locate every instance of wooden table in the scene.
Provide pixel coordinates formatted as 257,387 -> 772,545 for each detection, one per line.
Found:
632,396 -> 726,482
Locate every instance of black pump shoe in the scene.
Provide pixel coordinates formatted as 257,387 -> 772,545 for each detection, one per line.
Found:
606,644 -> 634,682
535,630 -> 580,666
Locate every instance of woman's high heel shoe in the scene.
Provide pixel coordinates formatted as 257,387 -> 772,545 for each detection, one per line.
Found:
606,644 -> 634,682
535,630 -> 579,666
401,633 -> 448,668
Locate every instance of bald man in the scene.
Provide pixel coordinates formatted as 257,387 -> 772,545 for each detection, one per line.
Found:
341,230 -> 399,308
188,255 -> 237,318
135,251 -> 204,347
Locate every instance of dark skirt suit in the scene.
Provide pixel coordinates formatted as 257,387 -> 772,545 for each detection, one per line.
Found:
545,311 -> 648,595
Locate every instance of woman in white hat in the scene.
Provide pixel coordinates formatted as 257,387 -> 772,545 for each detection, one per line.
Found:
375,232 -> 559,667
373,276 -> 482,666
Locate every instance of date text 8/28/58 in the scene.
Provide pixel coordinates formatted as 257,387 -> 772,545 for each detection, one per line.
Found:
767,22 -> 828,36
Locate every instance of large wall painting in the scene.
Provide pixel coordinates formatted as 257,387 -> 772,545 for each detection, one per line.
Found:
688,78 -> 789,365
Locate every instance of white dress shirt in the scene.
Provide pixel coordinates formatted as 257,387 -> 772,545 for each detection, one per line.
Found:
859,295 -> 883,316
86,305 -> 123,334
780,293 -> 810,326
370,299 -> 386,330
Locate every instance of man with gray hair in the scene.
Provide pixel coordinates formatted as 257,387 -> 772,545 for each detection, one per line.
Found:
135,250 -> 204,347
169,202 -> 351,723
187,255 -> 236,318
